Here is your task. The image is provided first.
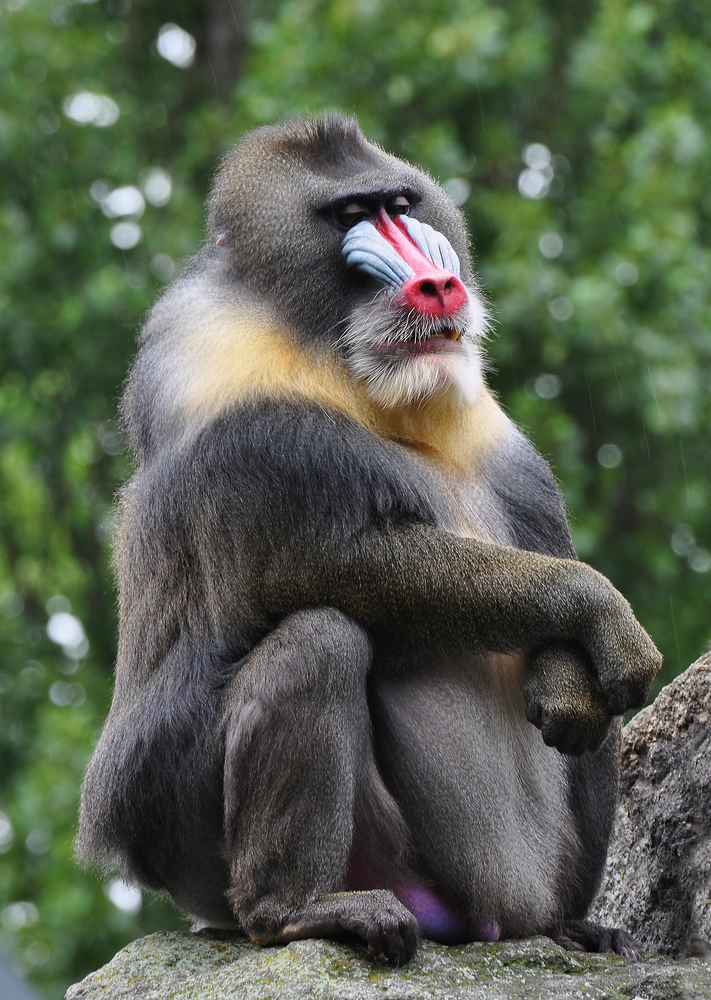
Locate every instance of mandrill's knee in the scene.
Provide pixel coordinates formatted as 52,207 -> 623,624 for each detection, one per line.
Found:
250,607 -> 373,697
283,607 -> 372,660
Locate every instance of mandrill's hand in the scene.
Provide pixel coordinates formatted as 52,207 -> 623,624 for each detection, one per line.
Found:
565,564 -> 662,716
524,563 -> 661,754
525,644 -> 612,755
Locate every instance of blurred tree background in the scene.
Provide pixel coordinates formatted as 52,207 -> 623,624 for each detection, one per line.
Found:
1,0 -> 710,995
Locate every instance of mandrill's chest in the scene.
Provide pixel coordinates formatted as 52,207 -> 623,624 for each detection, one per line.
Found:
164,304 -> 518,542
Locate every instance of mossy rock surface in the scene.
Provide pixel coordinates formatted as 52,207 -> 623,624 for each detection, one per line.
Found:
65,929 -> 711,999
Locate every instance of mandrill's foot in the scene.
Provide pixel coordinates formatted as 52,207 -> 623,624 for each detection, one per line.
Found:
241,889 -> 421,965
551,919 -> 641,959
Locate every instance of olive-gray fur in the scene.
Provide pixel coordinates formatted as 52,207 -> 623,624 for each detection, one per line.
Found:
77,116 -> 661,963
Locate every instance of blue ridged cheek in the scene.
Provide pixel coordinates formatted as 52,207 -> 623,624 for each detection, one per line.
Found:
341,217 -> 462,290
341,222 -> 413,288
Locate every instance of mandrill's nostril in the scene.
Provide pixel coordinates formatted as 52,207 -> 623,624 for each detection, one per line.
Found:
419,281 -> 437,297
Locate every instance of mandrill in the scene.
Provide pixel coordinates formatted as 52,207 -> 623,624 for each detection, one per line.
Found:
77,116 -> 660,964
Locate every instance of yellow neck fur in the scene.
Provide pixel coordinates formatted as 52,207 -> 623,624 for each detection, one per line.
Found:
177,310 -> 509,472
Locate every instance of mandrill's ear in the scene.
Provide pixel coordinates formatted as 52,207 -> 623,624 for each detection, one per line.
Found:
216,233 -> 232,248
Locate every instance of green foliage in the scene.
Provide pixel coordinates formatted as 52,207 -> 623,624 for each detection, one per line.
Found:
0,0 -> 709,996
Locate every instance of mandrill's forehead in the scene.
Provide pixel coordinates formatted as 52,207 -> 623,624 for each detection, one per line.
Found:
215,160 -> 468,259
216,153 -> 426,210
213,131 -> 447,214
236,115 -> 391,171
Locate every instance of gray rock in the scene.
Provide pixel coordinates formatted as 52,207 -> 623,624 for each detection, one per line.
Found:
66,930 -> 711,999
65,654 -> 711,998
591,651 -> 711,957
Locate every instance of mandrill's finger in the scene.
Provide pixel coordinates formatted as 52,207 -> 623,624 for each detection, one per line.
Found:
525,643 -> 612,755
600,625 -> 661,714
570,569 -> 662,716
582,593 -> 662,715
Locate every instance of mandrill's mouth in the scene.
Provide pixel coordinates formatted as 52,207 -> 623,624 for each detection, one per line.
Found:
339,291 -> 487,408
375,327 -> 463,355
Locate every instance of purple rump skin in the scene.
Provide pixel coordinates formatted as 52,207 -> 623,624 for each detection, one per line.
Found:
346,850 -> 500,946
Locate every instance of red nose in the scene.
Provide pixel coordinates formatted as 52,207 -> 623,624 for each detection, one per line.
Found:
375,208 -> 468,319
401,272 -> 468,318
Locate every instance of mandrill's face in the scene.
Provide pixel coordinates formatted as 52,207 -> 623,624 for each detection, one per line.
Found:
337,196 -> 490,409
208,119 -> 491,409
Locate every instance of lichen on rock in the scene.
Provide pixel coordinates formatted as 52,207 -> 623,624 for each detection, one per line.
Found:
65,929 -> 711,1000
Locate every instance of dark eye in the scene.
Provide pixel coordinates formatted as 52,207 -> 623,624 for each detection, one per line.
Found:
334,201 -> 373,228
387,195 -> 411,217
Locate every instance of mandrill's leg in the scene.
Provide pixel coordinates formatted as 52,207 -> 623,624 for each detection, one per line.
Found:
222,607 -> 419,965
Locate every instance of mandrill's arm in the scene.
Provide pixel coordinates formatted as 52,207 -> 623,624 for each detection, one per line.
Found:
258,520 -> 660,726
175,400 -> 660,754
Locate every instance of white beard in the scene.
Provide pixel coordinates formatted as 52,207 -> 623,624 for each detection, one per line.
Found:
340,288 -> 491,409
